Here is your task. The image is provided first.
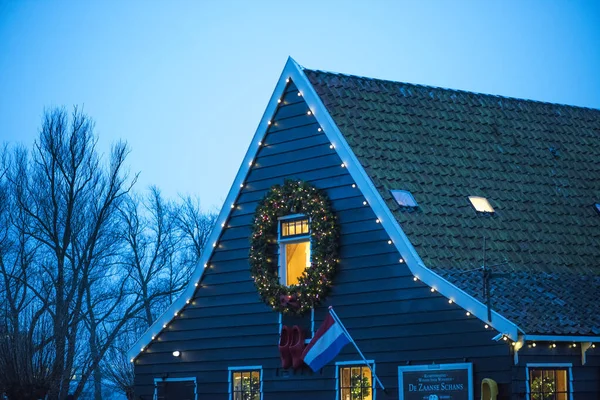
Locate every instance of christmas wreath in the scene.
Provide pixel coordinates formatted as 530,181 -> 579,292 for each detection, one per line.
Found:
249,179 -> 340,315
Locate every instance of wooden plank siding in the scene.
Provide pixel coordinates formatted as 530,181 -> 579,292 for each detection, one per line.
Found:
134,81 -> 519,400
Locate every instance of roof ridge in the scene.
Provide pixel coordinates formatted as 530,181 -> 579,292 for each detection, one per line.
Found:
304,67 -> 600,113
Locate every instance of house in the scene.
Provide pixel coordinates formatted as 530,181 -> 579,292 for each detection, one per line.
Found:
128,57 -> 600,400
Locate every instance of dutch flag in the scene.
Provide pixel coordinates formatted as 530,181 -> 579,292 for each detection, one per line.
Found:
301,313 -> 350,372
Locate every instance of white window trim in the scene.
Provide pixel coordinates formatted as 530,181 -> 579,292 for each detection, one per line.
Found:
153,377 -> 197,400
525,363 -> 573,400
336,360 -> 376,400
277,214 -> 311,286
228,365 -> 263,400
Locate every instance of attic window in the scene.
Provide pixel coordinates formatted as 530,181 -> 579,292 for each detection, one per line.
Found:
595,203 -> 600,215
469,196 -> 494,213
391,190 -> 418,207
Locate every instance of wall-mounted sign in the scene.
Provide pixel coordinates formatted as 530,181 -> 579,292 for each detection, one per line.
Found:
398,363 -> 473,400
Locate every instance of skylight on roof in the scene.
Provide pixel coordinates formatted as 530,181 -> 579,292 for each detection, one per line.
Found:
391,190 -> 418,207
469,196 -> 494,213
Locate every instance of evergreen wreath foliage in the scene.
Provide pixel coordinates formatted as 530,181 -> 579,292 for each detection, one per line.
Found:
249,179 -> 340,315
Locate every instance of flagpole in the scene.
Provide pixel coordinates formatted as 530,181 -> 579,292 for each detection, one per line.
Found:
328,306 -> 386,392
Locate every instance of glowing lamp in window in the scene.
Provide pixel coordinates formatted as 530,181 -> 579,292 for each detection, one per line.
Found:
390,190 -> 418,207
279,216 -> 311,286
469,196 -> 495,213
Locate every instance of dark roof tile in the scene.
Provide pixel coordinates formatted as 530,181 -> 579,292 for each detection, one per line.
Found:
306,68 -> 600,336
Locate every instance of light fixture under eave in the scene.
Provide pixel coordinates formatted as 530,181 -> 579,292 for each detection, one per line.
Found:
172,351 -> 181,357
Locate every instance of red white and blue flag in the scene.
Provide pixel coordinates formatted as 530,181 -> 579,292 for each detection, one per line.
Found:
301,313 -> 350,372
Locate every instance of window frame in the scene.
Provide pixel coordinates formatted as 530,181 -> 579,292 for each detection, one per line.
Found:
228,366 -> 263,400
153,377 -> 197,400
336,360 -> 376,400
468,196 -> 495,213
277,214 -> 311,286
390,189 -> 418,208
525,363 -> 573,400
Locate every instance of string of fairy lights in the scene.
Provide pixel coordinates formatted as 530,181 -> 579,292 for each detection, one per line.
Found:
131,78 -> 598,363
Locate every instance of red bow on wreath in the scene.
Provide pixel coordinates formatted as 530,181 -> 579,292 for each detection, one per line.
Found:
279,294 -> 300,310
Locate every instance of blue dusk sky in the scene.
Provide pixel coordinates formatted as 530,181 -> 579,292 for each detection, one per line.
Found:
1,1 -> 599,211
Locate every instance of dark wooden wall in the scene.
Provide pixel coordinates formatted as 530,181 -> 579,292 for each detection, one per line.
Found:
133,81 -> 599,400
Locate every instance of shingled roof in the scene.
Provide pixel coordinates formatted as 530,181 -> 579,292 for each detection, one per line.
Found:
305,69 -> 600,336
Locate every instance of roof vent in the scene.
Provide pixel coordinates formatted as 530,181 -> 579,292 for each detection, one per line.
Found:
469,196 -> 494,213
391,190 -> 418,207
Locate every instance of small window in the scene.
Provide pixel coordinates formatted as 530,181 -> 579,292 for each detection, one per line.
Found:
529,368 -> 569,400
230,368 -> 261,400
278,216 -> 311,286
469,196 -> 495,213
390,190 -> 418,207
595,203 -> 600,214
338,364 -> 373,400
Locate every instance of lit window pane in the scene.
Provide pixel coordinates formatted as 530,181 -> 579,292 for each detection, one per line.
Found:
231,369 -> 261,400
340,365 -> 373,400
530,368 -> 569,400
281,218 -> 309,238
469,196 -> 494,213
285,241 -> 310,285
233,372 -> 242,391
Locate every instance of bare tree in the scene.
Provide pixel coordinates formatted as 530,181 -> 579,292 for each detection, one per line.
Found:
176,194 -> 217,264
100,191 -> 216,398
3,107 -> 135,400
1,107 -> 217,400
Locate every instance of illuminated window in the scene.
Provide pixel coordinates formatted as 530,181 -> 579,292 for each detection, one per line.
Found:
595,203 -> 600,214
230,368 -> 261,400
529,368 -> 569,400
338,364 -> 373,400
390,190 -> 418,207
469,196 -> 495,213
279,216 -> 311,286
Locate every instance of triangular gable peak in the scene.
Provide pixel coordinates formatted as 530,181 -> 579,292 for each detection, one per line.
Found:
127,57 -> 521,362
